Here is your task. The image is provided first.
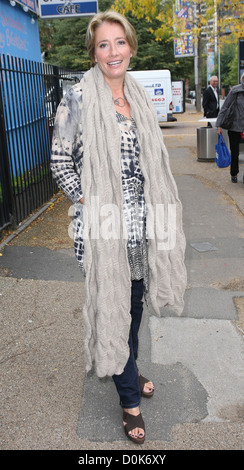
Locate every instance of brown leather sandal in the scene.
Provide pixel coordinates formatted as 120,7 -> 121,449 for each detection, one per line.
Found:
139,374 -> 154,398
123,411 -> 145,444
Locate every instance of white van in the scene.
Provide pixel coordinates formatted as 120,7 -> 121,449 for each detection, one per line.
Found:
128,69 -> 175,123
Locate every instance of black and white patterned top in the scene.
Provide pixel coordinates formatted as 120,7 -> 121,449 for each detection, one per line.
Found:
116,112 -> 148,285
51,101 -> 148,286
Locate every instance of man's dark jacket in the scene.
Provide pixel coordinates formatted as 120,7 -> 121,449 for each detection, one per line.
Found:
202,86 -> 219,118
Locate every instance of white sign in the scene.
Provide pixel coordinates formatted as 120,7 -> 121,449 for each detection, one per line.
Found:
39,0 -> 98,19
172,80 -> 185,113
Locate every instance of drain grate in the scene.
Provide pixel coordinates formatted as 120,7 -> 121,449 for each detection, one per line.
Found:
190,241 -> 217,252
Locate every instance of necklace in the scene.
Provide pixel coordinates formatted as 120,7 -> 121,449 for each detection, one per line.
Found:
113,96 -> 127,107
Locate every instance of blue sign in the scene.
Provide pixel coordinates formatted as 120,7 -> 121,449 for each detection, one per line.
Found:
0,0 -> 41,61
173,1 -> 194,57
154,89 -> 164,95
39,0 -> 98,18
0,0 -> 42,182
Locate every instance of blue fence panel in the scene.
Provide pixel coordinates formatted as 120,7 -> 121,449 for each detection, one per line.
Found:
0,54 -> 57,226
0,54 -> 82,229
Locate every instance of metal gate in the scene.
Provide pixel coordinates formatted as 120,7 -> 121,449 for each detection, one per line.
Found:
0,54 -> 82,232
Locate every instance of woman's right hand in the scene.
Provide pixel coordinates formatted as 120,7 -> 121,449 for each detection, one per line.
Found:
79,198 -> 84,204
217,127 -> 222,135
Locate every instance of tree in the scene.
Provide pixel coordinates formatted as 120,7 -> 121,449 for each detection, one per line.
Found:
38,0 -> 193,79
216,43 -> 239,91
124,14 -> 194,77
38,16 -> 91,69
112,0 -> 244,110
38,0 -> 116,69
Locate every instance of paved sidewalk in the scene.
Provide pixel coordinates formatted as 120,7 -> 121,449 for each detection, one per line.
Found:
0,104 -> 244,450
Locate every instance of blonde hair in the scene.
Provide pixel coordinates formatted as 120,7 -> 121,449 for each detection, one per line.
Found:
86,10 -> 138,66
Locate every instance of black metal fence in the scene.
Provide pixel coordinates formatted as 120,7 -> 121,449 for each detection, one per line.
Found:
0,54 -> 83,232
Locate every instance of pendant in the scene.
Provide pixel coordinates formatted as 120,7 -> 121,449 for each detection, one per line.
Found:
113,97 -> 127,107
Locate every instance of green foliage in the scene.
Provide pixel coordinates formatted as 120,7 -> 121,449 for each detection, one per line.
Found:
38,0 -> 242,89
38,0 -> 194,80
39,0 -> 193,79
122,14 -> 193,78
219,44 -> 239,89
227,50 -> 239,87
38,16 -> 91,69
38,0 -> 113,69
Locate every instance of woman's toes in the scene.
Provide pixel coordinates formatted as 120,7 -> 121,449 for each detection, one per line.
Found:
143,381 -> 154,393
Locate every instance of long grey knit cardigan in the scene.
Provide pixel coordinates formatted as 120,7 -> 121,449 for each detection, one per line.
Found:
81,65 -> 187,377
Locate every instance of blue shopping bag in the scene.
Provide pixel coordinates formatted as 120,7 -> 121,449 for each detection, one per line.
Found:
215,134 -> 231,168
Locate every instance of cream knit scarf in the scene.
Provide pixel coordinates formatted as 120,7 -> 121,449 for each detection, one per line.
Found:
81,65 -> 187,377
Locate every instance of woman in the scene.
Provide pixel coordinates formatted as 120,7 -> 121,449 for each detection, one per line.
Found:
51,10 -> 186,444
216,73 -> 244,183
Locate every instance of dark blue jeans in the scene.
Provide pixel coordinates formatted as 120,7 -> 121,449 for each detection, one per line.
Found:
113,279 -> 144,408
